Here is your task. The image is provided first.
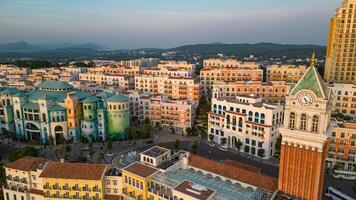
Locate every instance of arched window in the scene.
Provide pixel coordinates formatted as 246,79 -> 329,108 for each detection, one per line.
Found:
232,116 -> 237,126
238,117 -> 243,128
248,111 -> 253,121
254,112 -> 259,123
312,115 -> 319,133
289,112 -> 296,130
260,113 -> 265,124
226,115 -> 231,124
300,114 -> 307,131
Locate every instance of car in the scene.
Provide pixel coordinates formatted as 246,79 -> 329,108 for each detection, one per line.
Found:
218,145 -> 228,152
208,142 -> 216,148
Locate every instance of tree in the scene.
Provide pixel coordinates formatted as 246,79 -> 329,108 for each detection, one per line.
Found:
125,127 -> 131,139
170,124 -> 175,134
208,134 -> 214,141
275,135 -> 282,152
142,123 -> 152,139
334,162 -> 343,170
185,128 -> 192,136
235,140 -> 242,150
191,141 -> 198,154
106,140 -> 113,152
8,146 -> 39,162
174,139 -> 180,150
258,149 -> 265,159
220,138 -> 227,146
130,126 -> 137,140
65,145 -> 71,153
244,145 -> 250,153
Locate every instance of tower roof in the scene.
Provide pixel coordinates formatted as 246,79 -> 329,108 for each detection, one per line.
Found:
290,51 -> 328,98
107,94 -> 129,102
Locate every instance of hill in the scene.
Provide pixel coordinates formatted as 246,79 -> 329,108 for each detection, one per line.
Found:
170,42 -> 326,58
0,42 -> 43,53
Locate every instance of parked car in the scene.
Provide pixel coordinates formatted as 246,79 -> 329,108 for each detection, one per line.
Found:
208,142 -> 216,148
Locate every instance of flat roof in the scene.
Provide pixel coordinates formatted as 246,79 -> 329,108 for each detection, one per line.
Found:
151,168 -> 272,200
123,162 -> 158,178
174,181 -> 215,200
142,146 -> 170,158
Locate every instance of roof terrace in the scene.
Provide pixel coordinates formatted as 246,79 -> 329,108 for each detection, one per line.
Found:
142,146 -> 170,158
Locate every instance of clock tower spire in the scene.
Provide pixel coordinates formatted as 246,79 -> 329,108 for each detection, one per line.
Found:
278,51 -> 332,200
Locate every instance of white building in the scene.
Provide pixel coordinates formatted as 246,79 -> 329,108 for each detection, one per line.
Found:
208,95 -> 284,159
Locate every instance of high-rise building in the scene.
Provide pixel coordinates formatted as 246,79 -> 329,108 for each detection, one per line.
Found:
325,0 -> 356,84
278,53 -> 332,200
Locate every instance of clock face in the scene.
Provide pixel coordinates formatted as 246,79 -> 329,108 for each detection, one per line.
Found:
298,93 -> 313,106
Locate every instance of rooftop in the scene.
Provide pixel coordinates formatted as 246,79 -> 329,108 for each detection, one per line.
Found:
107,94 -> 129,102
5,156 -> 47,171
36,80 -> 74,91
123,162 -> 158,178
40,162 -> 107,180
151,168 -> 272,200
174,181 -> 215,200
142,146 -> 170,158
189,155 -> 278,193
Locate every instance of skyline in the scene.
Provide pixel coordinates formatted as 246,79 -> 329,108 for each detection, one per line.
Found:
0,0 -> 341,49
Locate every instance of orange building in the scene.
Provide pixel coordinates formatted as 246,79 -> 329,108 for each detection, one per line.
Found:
212,81 -> 290,104
266,65 -> 307,83
327,120 -> 356,171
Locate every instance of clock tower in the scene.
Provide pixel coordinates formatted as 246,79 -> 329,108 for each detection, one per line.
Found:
278,52 -> 332,200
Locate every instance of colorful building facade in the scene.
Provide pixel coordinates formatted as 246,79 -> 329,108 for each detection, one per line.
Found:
0,80 -> 130,144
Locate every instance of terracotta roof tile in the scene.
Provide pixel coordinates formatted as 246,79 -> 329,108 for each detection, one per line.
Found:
189,155 -> 278,192
5,156 -> 47,171
123,162 -> 158,178
40,162 -> 107,180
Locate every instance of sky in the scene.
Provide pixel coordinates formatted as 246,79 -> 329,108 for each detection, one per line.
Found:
0,0 -> 341,49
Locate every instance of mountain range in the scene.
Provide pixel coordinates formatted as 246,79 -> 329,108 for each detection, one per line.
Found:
0,42 -> 106,53
0,41 -> 326,62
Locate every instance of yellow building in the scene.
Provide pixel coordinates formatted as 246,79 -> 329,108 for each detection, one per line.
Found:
3,156 -> 47,200
135,75 -> 200,101
266,65 -> 307,83
325,0 -> 356,84
121,162 -> 158,200
40,162 -> 108,200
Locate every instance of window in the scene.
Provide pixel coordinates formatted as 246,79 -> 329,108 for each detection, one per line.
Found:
300,114 -> 307,131
248,111 -> 253,121
289,112 -> 296,130
311,115 -> 319,133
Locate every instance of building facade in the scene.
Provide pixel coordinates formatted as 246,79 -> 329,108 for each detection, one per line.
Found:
200,60 -> 263,96
212,81 -> 290,104
266,65 -> 307,83
2,157 -> 122,200
327,120 -> 356,171
208,95 -> 284,159
329,83 -> 356,119
325,0 -> 356,84
135,75 -> 200,101
0,80 -> 130,144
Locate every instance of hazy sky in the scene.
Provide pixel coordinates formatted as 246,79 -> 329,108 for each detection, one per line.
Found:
0,0 -> 340,49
